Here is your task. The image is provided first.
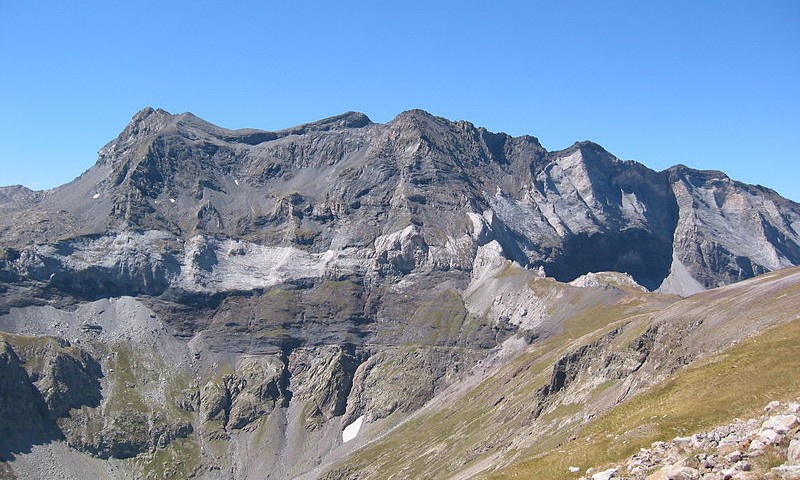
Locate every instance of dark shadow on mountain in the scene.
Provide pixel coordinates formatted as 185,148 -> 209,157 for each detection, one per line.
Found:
545,229 -> 674,291
0,336 -> 104,462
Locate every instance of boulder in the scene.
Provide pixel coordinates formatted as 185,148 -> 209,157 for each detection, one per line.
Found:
762,415 -> 800,434
591,467 -> 618,480
788,438 -> 800,465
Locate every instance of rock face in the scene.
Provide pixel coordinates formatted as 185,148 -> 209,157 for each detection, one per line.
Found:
0,108 -> 799,479
199,355 -> 284,430
0,333 -> 102,454
0,108 -> 798,298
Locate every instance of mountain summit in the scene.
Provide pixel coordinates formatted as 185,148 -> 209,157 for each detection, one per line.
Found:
1,109 -> 799,479
2,108 -> 798,295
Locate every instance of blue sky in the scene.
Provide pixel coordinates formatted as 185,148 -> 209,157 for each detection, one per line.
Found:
1,1 -> 798,200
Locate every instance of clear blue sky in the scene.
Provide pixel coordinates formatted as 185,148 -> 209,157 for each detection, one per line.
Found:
1,1 -> 798,200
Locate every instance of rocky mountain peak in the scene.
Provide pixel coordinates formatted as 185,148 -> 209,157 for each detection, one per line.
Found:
0,185 -> 35,205
2,108 -> 800,480
302,111 -> 372,130
96,107 -> 176,165
393,108 -> 439,121
131,106 -> 169,121
126,106 -> 175,135
1,109 -> 799,294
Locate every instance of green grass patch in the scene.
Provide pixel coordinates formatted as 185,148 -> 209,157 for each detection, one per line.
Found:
406,289 -> 469,345
136,435 -> 201,480
105,345 -> 149,414
490,318 -> 800,479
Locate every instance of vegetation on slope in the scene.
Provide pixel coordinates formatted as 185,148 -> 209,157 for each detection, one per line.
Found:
322,268 -> 800,480
493,317 -> 800,479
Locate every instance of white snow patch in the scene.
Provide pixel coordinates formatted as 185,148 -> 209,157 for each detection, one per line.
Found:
342,415 -> 364,443
92,193 -> 100,199
169,198 -> 176,203
234,179 -> 239,185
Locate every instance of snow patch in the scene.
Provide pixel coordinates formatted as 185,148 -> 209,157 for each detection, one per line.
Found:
342,415 -> 364,443
234,179 -> 239,185
169,198 -> 176,203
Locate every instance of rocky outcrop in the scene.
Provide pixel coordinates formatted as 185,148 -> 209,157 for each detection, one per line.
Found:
0,333 -> 102,456
199,355 -> 284,430
580,400 -> 800,480
288,345 -> 363,428
64,409 -> 193,459
526,324 -> 654,420
343,346 -> 484,425
0,338 -> 52,446
666,166 -> 800,292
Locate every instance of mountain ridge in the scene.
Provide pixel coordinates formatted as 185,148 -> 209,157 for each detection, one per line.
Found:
2,107 -> 798,295
1,108 -> 799,479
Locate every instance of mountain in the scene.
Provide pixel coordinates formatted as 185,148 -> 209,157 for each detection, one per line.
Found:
0,109 -> 799,479
2,108 -> 799,296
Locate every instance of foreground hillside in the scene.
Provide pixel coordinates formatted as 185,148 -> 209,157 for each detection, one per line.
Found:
1,264 -> 798,479
320,266 -> 800,479
1,109 -> 799,479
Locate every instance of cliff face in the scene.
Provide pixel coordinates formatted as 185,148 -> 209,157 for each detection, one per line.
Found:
0,109 -> 799,479
1,108 -> 798,299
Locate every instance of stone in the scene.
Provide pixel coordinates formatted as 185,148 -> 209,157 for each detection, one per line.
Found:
718,466 -> 736,478
725,451 -> 742,463
788,438 -> 800,465
700,474 -> 724,480
765,401 -> 783,413
592,467 -> 618,480
756,428 -> 784,446
771,465 -> 800,480
649,465 -> 700,480
762,415 -> 800,434
747,439 -> 766,453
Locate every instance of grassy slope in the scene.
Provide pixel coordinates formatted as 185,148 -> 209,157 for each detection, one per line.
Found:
491,317 -> 800,479
324,277 -> 674,479
324,268 -> 800,479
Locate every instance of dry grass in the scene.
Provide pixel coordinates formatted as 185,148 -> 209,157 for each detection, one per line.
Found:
490,318 -> 800,479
